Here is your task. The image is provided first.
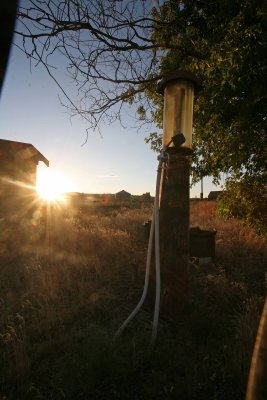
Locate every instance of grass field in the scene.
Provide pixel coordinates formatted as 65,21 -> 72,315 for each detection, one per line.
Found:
0,199 -> 266,399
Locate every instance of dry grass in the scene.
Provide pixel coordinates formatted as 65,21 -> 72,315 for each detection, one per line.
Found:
0,199 -> 266,399
191,200 -> 266,292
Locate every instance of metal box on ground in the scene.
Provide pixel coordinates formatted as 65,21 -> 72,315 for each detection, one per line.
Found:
189,227 -> 217,258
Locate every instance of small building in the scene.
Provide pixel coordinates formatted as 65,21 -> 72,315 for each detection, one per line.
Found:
0,138 -> 49,215
115,190 -> 131,200
0,139 -> 49,185
208,190 -> 223,200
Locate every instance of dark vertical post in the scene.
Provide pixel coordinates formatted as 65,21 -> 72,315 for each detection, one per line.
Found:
159,148 -> 190,313
200,177 -> 204,199
246,298 -> 267,400
45,202 -> 52,262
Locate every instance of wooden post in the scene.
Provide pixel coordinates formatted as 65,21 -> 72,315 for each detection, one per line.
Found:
246,297 -> 267,400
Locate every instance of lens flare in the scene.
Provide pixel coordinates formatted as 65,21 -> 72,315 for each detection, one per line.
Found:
36,169 -> 70,202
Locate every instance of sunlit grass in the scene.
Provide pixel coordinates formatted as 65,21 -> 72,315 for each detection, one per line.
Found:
0,200 -> 265,399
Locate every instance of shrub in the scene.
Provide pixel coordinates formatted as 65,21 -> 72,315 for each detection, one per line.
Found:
217,177 -> 267,235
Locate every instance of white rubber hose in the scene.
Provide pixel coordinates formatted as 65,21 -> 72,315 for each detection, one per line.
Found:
115,207 -> 155,337
115,154 -> 164,344
151,159 -> 161,344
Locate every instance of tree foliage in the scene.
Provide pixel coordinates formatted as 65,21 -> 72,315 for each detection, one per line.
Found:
148,0 -> 267,233
217,177 -> 267,235
146,0 -> 267,183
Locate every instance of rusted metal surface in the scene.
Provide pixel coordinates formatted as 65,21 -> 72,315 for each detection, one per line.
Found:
147,151 -> 190,315
157,70 -> 201,95
160,151 -> 190,314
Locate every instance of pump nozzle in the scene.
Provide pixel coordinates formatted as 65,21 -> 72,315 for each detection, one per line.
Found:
172,133 -> 186,148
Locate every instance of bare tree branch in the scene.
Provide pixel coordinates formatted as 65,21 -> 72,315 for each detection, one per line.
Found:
15,0 -> 204,130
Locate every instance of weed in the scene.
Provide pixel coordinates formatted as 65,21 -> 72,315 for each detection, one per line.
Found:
0,200 -> 265,399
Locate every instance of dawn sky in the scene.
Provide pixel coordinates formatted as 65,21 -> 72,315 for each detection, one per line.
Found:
0,32 -> 219,197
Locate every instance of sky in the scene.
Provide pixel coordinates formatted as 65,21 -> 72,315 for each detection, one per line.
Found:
0,33 -> 220,198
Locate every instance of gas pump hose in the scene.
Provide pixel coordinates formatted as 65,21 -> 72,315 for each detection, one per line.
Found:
115,150 -> 166,344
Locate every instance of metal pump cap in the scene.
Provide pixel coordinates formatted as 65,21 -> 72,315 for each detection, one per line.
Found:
157,70 -> 201,95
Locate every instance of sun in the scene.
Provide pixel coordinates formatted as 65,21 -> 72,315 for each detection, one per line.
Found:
36,168 -> 71,202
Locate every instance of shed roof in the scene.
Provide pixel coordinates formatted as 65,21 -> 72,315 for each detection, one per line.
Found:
0,139 -> 49,167
208,190 -> 223,199
115,190 -> 131,197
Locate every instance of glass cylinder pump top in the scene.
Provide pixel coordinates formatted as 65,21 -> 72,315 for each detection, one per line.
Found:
163,79 -> 194,149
